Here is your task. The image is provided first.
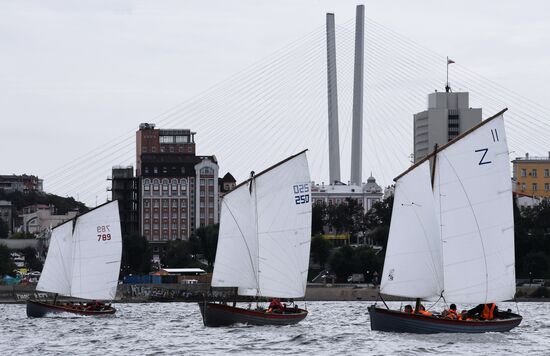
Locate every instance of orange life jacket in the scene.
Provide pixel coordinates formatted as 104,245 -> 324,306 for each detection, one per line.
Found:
447,309 -> 458,319
482,304 -> 496,320
418,309 -> 432,317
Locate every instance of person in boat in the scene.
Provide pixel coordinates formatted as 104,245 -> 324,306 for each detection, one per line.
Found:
267,298 -> 284,313
468,303 -> 499,320
403,305 -> 413,314
460,309 -> 474,321
442,304 -> 458,319
415,304 -> 432,316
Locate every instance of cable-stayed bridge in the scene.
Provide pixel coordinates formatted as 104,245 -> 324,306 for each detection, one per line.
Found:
43,14 -> 550,207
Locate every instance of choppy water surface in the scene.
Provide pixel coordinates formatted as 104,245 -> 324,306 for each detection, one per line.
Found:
1,301 -> 549,355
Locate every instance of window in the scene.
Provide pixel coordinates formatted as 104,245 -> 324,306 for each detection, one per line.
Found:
144,200 -> 150,208
521,169 -> 527,177
545,169 -> 549,178
521,183 -> 526,192
532,169 -> 537,177
162,200 -> 169,208
160,136 -> 174,144
208,179 -> 214,186
175,136 -> 188,143
532,183 -> 538,191
153,200 -> 160,208
200,179 -> 205,186
172,200 -> 178,207
142,146 -> 147,153
545,183 -> 550,191
153,212 -> 159,219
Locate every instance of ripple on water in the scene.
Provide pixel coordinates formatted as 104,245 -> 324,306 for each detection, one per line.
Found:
0,301 -> 549,355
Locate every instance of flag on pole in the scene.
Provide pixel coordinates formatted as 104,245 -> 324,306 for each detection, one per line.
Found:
447,58 -> 455,64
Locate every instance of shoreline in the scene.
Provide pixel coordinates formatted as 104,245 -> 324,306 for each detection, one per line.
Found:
1,284 -> 548,304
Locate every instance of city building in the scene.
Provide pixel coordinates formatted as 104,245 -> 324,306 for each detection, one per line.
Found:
413,91 -> 482,162
0,200 -> 13,235
311,175 -> 383,211
512,152 -> 550,198
135,123 -> 220,247
20,205 -> 78,237
311,176 -> 384,245
219,172 -> 236,196
0,174 -> 43,193
109,166 -> 139,237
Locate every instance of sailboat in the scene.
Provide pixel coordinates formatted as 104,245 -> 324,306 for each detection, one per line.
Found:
368,109 -> 523,333
199,150 -> 312,327
27,200 -> 122,317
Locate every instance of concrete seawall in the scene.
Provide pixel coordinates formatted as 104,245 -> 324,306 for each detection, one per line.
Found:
1,284 -> 547,303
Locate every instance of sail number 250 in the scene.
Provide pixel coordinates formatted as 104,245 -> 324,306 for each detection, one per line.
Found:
97,225 -> 111,241
293,184 -> 310,205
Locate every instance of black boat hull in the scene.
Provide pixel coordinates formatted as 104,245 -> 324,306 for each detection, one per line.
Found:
368,305 -> 522,333
199,302 -> 307,327
26,300 -> 116,318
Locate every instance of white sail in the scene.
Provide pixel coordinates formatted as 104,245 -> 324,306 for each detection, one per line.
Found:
36,221 -> 74,296
70,200 -> 122,300
256,152 -> 311,298
380,160 -> 444,299
434,115 -> 515,303
211,151 -> 312,298
211,180 -> 259,293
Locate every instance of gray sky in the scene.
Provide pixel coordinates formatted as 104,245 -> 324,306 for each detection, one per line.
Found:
2,0 -> 550,206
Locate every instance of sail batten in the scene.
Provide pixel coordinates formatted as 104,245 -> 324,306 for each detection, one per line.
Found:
211,152 -> 312,298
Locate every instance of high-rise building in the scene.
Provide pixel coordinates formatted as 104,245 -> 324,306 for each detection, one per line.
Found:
512,152 -> 550,198
413,91 -> 481,162
135,123 -> 219,246
109,166 -> 139,237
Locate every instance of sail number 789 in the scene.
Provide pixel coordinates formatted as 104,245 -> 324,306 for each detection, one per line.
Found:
97,225 -> 111,241
293,184 -> 310,205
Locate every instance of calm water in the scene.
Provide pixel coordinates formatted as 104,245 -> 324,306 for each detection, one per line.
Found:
1,301 -> 549,355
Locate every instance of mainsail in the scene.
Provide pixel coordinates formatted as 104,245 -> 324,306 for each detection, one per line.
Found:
381,110 -> 515,304
434,114 -> 515,304
36,200 -> 122,300
211,151 -> 312,298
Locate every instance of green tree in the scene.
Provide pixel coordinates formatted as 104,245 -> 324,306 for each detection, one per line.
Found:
514,197 -> 550,278
120,234 -> 151,276
310,235 -> 331,268
196,224 -> 219,267
163,239 -> 192,268
329,245 -> 356,280
312,201 -> 327,235
364,195 -> 394,229
0,244 -> 15,276
21,247 -> 43,271
0,219 -> 9,239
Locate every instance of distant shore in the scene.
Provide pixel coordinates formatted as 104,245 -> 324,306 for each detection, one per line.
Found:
0,284 -> 547,304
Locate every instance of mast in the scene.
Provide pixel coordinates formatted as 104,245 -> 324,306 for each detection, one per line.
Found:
415,143 -> 439,313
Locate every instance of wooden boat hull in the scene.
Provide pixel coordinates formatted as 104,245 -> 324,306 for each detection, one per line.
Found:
368,305 -> 522,333
199,302 -> 307,327
26,300 -> 116,318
